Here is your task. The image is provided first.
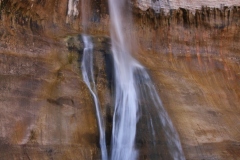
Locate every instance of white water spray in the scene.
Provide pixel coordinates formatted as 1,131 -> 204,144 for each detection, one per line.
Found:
108,0 -> 186,159
80,0 -> 108,159
108,0 -> 139,159
81,35 -> 108,160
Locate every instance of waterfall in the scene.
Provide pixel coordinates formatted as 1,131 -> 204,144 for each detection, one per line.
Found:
108,0 -> 186,160
79,0 -> 186,159
108,0 -> 139,160
81,35 -> 108,160
80,0 -> 108,159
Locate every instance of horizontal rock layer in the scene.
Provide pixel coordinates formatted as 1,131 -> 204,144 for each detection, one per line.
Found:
135,0 -> 240,13
0,0 -> 240,159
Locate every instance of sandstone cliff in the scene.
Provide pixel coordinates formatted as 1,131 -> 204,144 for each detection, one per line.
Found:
0,0 -> 240,159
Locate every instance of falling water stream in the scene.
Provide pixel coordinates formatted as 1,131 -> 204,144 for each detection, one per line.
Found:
80,0 -> 107,159
81,0 -> 186,159
108,0 -> 185,160
81,35 -> 108,160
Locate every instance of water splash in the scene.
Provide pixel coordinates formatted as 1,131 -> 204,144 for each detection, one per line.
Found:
108,0 -> 185,159
81,35 -> 108,160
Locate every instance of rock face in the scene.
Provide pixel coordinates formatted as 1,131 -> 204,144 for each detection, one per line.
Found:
135,0 -> 240,13
0,0 -> 240,159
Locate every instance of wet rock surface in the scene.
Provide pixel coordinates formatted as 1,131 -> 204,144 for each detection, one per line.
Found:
138,54 -> 240,159
0,40 -> 101,159
0,0 -> 240,159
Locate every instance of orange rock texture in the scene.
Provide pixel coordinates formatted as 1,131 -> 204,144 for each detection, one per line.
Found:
0,0 -> 239,159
